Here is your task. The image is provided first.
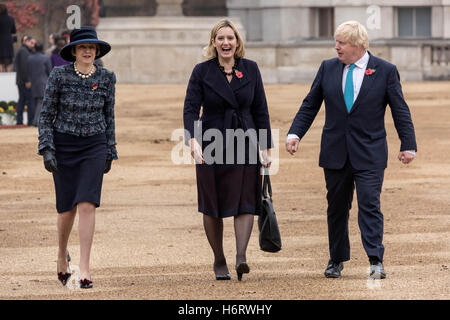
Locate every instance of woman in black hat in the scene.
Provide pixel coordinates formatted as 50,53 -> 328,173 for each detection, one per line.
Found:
38,26 -> 117,289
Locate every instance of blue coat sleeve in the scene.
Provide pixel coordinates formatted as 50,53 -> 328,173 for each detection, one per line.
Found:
288,61 -> 325,139
250,62 -> 272,149
183,64 -> 203,146
386,66 -> 417,152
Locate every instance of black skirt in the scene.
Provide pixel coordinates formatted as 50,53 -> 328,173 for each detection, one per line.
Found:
196,164 -> 262,218
52,130 -> 107,213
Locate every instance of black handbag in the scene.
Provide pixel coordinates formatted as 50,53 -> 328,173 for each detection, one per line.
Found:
258,171 -> 282,252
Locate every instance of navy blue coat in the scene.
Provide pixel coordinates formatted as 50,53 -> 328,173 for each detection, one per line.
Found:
184,58 -> 272,159
288,52 -> 417,170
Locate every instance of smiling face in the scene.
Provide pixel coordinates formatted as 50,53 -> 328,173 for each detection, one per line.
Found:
213,27 -> 238,61
74,43 -> 98,65
334,34 -> 365,65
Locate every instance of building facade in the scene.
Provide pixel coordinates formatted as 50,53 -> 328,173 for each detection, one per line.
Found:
97,0 -> 450,83
230,0 -> 450,82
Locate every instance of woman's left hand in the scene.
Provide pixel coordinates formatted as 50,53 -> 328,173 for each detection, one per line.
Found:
261,149 -> 272,168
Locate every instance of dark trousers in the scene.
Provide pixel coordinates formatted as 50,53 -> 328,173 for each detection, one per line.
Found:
323,159 -> 385,263
17,83 -> 35,125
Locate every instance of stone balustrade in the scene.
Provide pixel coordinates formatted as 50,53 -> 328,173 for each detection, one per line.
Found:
422,42 -> 450,80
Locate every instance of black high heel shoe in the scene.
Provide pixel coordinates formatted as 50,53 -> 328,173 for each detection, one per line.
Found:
214,264 -> 231,280
80,278 -> 93,289
216,273 -> 231,280
57,251 -> 71,286
235,262 -> 250,281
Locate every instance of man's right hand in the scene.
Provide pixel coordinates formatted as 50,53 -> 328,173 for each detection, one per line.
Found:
285,138 -> 300,155
43,150 -> 57,173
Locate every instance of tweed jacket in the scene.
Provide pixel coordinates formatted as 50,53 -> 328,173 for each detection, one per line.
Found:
38,63 -> 118,160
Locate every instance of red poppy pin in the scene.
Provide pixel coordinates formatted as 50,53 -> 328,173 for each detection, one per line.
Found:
365,68 -> 376,76
235,69 -> 243,79
92,83 -> 98,90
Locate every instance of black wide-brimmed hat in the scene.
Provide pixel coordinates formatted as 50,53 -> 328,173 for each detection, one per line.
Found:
60,26 -> 111,62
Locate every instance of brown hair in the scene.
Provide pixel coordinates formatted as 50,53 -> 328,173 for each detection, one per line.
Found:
203,19 -> 245,60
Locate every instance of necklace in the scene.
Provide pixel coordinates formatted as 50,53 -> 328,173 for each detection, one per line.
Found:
74,62 -> 96,79
217,58 -> 238,77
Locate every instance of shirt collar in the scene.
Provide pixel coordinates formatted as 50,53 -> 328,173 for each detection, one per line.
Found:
353,51 -> 369,69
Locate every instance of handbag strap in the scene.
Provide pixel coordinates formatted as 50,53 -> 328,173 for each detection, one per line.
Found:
262,168 -> 272,199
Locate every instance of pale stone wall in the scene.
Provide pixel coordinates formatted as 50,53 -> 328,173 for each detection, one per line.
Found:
245,42 -> 425,83
97,16 -> 245,83
226,0 -> 450,82
0,73 -> 18,102
96,0 -> 450,83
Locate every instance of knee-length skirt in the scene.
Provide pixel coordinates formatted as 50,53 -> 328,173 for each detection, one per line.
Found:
52,130 -> 107,213
196,164 -> 262,218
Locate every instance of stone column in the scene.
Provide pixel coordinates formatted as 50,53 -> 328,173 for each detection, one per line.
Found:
156,0 -> 183,16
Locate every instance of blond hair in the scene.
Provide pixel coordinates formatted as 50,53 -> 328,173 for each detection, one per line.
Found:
203,19 -> 245,60
334,20 -> 369,49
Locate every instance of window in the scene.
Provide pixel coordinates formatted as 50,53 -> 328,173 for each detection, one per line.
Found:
397,7 -> 431,37
312,7 -> 334,38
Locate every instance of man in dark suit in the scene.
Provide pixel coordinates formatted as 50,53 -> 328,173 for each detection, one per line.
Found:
14,35 -> 35,125
27,42 -> 51,126
286,21 -> 417,279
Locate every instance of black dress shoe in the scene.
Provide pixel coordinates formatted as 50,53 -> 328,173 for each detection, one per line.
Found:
369,261 -> 386,279
80,278 -> 93,289
215,273 -> 231,280
324,259 -> 343,278
57,251 -> 71,286
58,272 -> 71,286
213,263 -> 231,280
236,262 -> 250,281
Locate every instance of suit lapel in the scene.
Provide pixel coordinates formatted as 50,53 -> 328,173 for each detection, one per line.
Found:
229,59 -> 251,93
335,61 -> 347,113
350,52 -> 378,114
203,59 -> 239,108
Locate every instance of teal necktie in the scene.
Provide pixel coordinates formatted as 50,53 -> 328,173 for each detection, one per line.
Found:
344,64 -> 356,113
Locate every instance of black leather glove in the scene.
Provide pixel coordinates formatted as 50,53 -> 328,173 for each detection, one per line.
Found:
43,150 -> 57,173
104,160 -> 112,174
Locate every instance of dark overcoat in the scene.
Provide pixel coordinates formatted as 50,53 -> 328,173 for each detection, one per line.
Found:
183,57 -> 272,217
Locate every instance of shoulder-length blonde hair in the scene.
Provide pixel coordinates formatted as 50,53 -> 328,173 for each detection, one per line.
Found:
203,19 -> 245,60
334,20 -> 369,50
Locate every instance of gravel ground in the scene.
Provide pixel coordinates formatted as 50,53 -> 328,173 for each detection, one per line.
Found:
0,82 -> 449,300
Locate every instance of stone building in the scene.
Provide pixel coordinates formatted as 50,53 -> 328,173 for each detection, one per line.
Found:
95,0 -> 450,83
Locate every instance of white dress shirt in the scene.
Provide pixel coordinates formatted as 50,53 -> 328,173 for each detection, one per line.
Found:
286,52 -> 369,142
287,51 -> 415,156
342,50 -> 370,103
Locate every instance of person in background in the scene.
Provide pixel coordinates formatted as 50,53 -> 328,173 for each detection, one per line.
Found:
14,35 -> 36,125
0,3 -> 17,72
50,36 -> 70,68
27,41 -> 51,126
61,30 -> 71,44
45,33 -> 57,56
